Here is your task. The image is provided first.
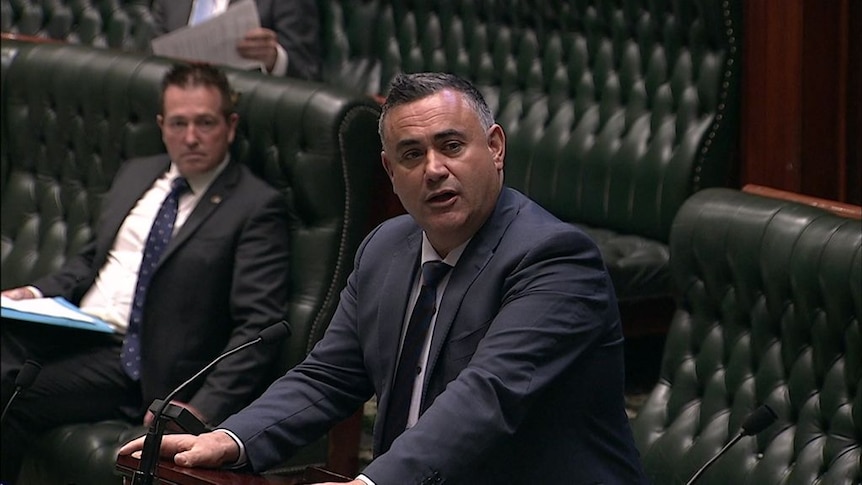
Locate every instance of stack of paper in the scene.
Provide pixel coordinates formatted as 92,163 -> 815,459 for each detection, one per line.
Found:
1,296 -> 116,333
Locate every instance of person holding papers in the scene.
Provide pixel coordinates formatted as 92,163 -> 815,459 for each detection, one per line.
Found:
152,0 -> 321,80
0,63 -> 290,483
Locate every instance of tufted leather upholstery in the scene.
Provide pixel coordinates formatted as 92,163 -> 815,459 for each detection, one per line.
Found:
631,188 -> 862,484
1,38 -> 382,484
1,0 -> 156,51
2,0 -> 743,306
319,0 -> 742,304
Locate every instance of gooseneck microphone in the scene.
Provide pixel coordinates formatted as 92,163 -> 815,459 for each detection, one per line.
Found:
131,320 -> 291,485
685,404 -> 778,485
1,360 -> 42,424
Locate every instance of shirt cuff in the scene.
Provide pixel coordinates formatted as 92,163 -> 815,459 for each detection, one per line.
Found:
356,474 -> 376,485
214,429 -> 248,469
269,43 -> 288,76
26,286 -> 43,298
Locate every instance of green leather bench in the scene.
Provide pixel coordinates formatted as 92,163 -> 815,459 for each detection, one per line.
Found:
631,188 -> 862,484
2,0 -> 743,328
1,38 -> 382,484
1,0 -> 156,50
318,0 -> 743,328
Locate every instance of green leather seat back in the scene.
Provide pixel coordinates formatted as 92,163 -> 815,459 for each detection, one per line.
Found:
0,0 -> 156,51
0,38 -> 381,483
631,188 -> 862,484
320,0 -> 741,302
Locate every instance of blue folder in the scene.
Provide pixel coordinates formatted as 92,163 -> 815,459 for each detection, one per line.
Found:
1,297 -> 116,333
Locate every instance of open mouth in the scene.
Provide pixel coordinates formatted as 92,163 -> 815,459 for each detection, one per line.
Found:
428,191 -> 456,204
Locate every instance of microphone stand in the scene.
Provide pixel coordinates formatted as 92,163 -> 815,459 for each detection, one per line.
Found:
130,337 -> 264,485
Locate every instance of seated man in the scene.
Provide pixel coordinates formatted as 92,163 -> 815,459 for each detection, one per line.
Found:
122,72 -> 648,484
1,63 -> 291,483
152,0 -> 322,80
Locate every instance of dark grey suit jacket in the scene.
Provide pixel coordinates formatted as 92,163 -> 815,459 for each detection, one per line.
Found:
34,155 -> 291,424
222,187 -> 647,484
152,0 -> 321,80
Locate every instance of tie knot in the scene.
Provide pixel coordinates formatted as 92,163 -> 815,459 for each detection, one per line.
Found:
171,176 -> 190,196
422,261 -> 451,288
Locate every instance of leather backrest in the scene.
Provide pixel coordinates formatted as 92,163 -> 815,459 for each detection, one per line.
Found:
320,0 -> 741,244
631,188 -> 862,484
1,0 -> 156,51
0,38 -> 382,374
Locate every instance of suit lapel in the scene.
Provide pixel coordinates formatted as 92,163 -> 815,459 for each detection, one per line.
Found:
96,157 -> 170,264
422,189 -> 521,402
158,161 -> 240,264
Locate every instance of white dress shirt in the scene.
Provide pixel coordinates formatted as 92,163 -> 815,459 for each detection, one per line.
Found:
76,158 -> 228,331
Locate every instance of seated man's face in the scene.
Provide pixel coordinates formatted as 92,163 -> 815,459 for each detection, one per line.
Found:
158,84 -> 238,176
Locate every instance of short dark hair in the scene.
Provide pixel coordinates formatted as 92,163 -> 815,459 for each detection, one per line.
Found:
378,72 -> 494,141
160,63 -> 238,118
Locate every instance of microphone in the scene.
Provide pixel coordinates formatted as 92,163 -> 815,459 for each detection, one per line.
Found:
685,404 -> 778,485
131,320 -> 291,485
1,360 -> 42,424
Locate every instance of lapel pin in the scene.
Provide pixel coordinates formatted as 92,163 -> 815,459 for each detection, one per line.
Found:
210,195 -> 222,204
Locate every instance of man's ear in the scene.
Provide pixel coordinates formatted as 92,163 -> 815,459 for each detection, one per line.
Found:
381,151 -> 395,180
488,124 -> 506,170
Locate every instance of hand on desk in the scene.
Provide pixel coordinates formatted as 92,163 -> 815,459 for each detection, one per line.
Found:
119,430 -> 239,468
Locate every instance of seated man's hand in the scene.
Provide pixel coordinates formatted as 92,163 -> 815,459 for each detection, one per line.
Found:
237,27 -> 279,72
1,287 -> 38,300
119,430 -> 240,468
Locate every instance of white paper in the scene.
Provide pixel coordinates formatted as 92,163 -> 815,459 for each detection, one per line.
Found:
151,0 -> 262,71
1,296 -> 102,323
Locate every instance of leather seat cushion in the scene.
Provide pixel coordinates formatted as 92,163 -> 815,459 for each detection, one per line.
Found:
578,224 -> 670,302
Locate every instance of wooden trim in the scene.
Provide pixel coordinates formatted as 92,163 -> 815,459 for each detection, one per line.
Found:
743,184 -> 862,219
0,32 -> 64,43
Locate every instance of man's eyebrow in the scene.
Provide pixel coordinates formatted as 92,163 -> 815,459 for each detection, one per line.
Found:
393,129 -> 467,152
432,129 -> 466,142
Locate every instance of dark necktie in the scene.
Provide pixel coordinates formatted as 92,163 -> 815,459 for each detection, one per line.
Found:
381,260 -> 452,453
120,176 -> 190,380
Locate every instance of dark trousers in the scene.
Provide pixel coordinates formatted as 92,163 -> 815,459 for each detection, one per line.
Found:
1,320 -> 143,484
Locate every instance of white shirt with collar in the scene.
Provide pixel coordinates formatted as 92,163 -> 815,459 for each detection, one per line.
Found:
75,157 -> 230,331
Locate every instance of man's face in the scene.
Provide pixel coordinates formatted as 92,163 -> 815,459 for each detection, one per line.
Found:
157,84 -> 238,177
381,89 -> 505,256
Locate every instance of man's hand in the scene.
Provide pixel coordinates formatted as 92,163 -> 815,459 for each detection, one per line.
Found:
1,287 -> 38,300
118,431 -> 240,468
236,27 -> 279,72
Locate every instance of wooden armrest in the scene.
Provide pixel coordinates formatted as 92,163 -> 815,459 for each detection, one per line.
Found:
742,184 -> 862,219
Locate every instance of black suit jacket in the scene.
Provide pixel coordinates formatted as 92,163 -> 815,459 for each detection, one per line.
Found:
34,155 -> 291,424
223,188 -> 647,484
151,0 -> 322,81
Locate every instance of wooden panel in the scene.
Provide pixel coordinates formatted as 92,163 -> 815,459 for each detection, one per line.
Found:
741,0 -> 858,203
742,0 -> 803,191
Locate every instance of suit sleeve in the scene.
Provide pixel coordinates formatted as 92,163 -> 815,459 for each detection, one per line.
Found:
268,0 -> 322,80
218,229 -> 380,469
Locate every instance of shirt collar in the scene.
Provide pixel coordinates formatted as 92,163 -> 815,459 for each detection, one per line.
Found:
421,233 -> 469,268
169,155 -> 230,195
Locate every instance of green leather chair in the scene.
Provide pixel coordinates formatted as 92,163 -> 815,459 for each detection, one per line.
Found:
318,0 -> 743,328
0,0 -> 156,51
1,39 -> 382,484
631,188 -> 861,484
